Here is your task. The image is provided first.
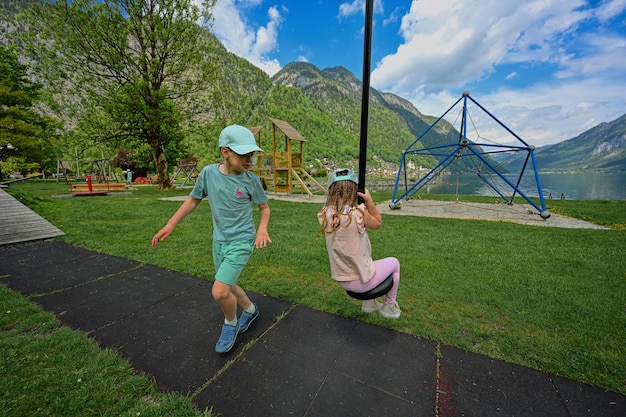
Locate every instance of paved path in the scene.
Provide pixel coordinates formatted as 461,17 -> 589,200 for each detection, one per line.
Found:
1,240 -> 624,416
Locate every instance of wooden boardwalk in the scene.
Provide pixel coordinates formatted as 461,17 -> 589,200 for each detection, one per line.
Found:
0,188 -> 64,246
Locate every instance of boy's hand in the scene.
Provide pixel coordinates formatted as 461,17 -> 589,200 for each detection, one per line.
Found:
151,225 -> 174,246
255,228 -> 272,249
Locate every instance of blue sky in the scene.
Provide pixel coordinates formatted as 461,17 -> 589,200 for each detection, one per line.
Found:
206,0 -> 626,147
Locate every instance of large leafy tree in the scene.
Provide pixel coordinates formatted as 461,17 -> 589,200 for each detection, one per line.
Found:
21,0 -> 219,189
0,45 -> 57,180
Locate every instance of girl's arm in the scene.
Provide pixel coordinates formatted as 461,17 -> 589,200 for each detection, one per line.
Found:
357,189 -> 382,230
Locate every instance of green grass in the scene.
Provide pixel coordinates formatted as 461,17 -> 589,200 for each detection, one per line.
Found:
0,284 -> 213,417
2,180 -> 626,411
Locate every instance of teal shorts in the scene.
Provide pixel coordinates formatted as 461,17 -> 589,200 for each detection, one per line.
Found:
212,240 -> 255,286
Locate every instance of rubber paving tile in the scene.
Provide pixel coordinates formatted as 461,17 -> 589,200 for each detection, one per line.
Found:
439,345 -> 569,417
32,264 -> 202,332
91,284 -> 219,360
196,305 -> 437,416
0,240 -> 139,295
437,346 -> 626,417
1,240 -> 625,417
551,376 -> 626,417
111,293 -> 291,394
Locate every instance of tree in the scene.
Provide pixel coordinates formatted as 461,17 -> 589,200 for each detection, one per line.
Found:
21,0 -> 220,189
0,45 -> 57,180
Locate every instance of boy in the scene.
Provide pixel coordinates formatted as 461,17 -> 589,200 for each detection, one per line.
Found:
152,124 -> 271,353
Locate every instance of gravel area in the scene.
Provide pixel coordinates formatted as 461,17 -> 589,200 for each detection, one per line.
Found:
264,193 -> 608,230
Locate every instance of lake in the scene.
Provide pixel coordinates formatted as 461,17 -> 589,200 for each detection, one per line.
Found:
385,172 -> 626,201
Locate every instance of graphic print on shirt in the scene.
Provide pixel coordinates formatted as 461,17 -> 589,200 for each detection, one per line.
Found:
233,186 -> 245,198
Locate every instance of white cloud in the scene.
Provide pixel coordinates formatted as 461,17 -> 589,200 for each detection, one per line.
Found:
210,0 -> 285,76
337,0 -> 385,19
594,0 -> 626,22
370,0 -> 626,146
401,77 -> 626,147
204,0 -> 626,146
383,6 -> 403,26
338,0 -> 363,18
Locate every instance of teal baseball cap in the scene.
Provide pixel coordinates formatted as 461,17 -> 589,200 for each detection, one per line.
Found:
218,124 -> 263,155
328,168 -> 358,188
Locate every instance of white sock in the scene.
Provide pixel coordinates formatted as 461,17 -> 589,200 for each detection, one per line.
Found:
244,303 -> 256,314
225,317 -> 237,326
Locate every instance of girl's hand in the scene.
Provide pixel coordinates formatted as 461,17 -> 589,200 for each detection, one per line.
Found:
357,188 -> 374,204
358,188 -> 382,230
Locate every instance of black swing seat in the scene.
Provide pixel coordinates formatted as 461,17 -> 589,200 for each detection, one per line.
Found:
346,274 -> 394,300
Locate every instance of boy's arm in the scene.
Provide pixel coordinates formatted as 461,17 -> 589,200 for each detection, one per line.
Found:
152,196 -> 203,246
255,202 -> 272,249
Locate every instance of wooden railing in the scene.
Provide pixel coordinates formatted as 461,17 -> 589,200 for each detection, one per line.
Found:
275,152 -> 302,168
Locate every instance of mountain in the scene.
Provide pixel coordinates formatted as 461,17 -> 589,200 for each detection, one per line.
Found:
213,58 -> 625,174
531,114 -> 626,172
4,3 -> 622,174
264,62 -> 453,170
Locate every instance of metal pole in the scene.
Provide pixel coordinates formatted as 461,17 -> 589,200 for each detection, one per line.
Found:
358,0 -> 374,194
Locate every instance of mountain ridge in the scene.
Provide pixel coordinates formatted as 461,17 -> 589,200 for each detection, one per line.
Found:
270,62 -> 625,173
532,114 -> 626,172
2,1 -> 623,173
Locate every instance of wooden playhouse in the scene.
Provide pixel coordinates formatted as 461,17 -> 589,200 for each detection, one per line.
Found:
250,118 -> 325,196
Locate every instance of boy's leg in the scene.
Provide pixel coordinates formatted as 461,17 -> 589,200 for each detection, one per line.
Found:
212,240 -> 257,352
212,240 -> 255,319
212,281 -> 239,353
212,281 -> 238,321
231,284 -> 259,333
211,282 -> 255,318
230,284 -> 253,311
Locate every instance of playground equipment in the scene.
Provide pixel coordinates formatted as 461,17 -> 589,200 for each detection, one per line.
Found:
345,274 -> 394,300
251,118 -> 325,196
172,158 -> 199,188
389,91 -> 550,219
68,175 -> 106,196
56,158 -> 119,182
347,0 -> 393,302
58,158 -> 126,196
67,174 -> 126,196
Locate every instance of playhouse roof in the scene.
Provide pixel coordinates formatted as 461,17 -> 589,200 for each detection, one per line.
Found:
269,117 -> 306,142
248,125 -> 264,136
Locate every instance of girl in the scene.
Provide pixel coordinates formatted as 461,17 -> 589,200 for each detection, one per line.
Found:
318,169 -> 401,319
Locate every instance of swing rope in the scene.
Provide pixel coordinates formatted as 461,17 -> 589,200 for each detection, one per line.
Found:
345,0 -> 394,301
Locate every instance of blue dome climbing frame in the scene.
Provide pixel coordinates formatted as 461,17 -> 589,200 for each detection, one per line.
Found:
390,91 -> 550,219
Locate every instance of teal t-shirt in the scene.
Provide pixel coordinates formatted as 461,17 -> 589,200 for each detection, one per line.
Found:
190,164 -> 268,243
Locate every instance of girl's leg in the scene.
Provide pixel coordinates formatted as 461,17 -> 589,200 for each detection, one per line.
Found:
339,257 -> 400,303
374,257 -> 400,304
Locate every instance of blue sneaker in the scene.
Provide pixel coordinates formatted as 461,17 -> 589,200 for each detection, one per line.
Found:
238,303 -> 259,334
215,323 -> 238,353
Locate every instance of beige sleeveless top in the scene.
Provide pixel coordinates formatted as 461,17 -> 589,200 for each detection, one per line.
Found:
318,204 -> 376,283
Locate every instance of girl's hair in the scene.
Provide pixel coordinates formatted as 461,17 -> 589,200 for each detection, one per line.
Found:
318,180 -> 363,236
